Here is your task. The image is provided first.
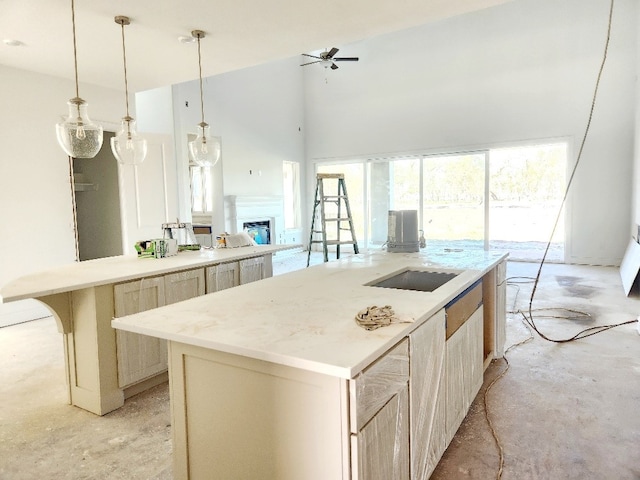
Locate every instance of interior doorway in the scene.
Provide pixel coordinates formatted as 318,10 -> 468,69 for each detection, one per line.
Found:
73,131 -> 124,261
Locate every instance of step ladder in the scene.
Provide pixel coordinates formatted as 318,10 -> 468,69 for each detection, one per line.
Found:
307,173 -> 359,267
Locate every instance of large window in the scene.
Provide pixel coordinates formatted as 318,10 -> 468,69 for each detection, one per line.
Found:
315,141 -> 567,262
368,158 -> 420,246
317,162 -> 365,244
283,161 -> 301,229
489,144 -> 566,261
190,165 -> 213,214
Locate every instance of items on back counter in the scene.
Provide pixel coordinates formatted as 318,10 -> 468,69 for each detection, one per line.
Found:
162,221 -> 201,251
215,231 -> 257,249
135,238 -> 178,258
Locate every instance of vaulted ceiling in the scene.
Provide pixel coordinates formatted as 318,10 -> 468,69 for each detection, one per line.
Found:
1,0 -> 512,92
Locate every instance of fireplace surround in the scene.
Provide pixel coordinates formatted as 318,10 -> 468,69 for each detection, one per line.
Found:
224,195 -> 284,245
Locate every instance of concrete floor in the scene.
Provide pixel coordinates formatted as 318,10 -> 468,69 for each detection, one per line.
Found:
1,255 -> 639,479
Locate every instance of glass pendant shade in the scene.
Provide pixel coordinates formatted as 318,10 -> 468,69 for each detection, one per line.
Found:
111,116 -> 147,165
189,123 -> 221,167
56,98 -> 104,158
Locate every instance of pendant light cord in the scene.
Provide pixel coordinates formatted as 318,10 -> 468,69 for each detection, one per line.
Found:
70,0 -> 80,100
119,20 -> 131,118
196,33 -> 206,126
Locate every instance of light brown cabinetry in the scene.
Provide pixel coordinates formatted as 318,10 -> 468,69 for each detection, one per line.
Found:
114,269 -> 205,388
206,262 -> 240,293
239,256 -> 266,284
205,256 -> 268,293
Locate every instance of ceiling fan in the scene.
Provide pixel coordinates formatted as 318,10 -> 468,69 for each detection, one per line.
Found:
300,47 -> 359,70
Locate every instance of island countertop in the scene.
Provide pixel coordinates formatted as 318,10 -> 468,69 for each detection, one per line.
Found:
112,248 -> 507,379
0,244 -> 297,302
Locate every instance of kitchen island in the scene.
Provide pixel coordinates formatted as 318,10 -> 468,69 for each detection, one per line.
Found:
0,244 -> 296,415
112,248 -> 507,480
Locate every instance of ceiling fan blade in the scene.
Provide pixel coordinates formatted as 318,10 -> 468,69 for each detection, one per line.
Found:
300,60 -> 322,66
331,62 -> 339,70
327,47 -> 339,58
334,57 -> 359,62
302,53 -> 323,60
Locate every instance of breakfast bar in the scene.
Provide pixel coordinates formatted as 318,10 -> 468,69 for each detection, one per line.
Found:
112,249 -> 507,479
0,245 -> 295,415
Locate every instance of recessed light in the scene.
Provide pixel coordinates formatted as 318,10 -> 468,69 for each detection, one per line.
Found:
178,35 -> 195,44
3,39 -> 24,47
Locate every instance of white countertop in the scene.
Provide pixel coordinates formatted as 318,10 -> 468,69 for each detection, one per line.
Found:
112,249 -> 507,379
0,245 -> 296,302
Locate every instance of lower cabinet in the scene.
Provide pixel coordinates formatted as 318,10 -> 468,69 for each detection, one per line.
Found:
444,306 -> 484,443
351,388 -> 410,480
206,262 -> 240,293
206,257 -> 267,293
239,256 -> 266,284
114,269 -> 205,388
410,309 -> 447,480
349,339 -> 410,480
114,255 -> 271,390
166,299 -> 491,479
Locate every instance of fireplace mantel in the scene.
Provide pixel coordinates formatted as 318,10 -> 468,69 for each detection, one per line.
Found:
224,195 -> 285,244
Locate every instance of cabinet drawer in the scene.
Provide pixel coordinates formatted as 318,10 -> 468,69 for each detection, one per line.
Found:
349,339 -> 409,432
445,280 -> 482,339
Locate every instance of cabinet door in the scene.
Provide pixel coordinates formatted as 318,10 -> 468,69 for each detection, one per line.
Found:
239,256 -> 265,285
351,387 -> 410,480
350,339 -> 410,480
165,269 -> 205,304
206,262 -> 240,293
114,277 -> 167,388
350,339 -> 409,432
444,306 -> 484,443
410,309 -> 446,480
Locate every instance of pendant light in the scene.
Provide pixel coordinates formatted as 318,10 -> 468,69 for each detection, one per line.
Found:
56,0 -> 103,158
189,30 -> 221,167
111,16 -> 147,165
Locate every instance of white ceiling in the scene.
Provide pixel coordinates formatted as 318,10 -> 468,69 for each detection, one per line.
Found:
1,0 -> 512,93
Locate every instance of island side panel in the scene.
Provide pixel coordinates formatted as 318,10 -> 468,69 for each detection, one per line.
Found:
495,259 -> 507,357
69,285 -> 124,415
168,341 -> 348,480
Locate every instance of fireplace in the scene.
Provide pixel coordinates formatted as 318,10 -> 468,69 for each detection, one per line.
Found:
243,220 -> 271,245
224,195 -> 284,245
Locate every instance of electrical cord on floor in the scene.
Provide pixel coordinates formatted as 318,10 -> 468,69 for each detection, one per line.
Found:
483,314 -> 534,480
521,0 -> 638,344
487,2 -> 638,478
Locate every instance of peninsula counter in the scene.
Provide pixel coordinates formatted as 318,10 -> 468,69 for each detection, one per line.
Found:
113,249 -> 507,480
1,244 -> 297,415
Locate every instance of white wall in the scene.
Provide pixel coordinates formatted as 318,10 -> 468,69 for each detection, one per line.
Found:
0,65 -> 122,288
171,57 -> 306,234
304,0 -> 637,265
633,5 -> 640,238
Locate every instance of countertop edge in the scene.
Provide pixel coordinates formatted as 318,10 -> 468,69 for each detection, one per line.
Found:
1,244 -> 300,303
